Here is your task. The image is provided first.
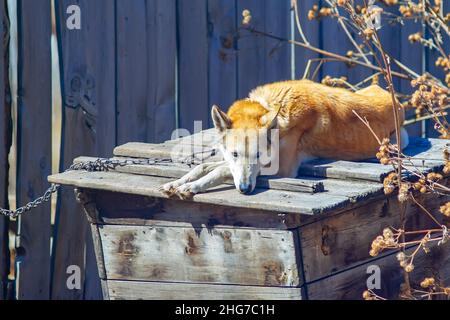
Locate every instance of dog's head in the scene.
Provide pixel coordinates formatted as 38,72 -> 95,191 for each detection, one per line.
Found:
211,104 -> 278,194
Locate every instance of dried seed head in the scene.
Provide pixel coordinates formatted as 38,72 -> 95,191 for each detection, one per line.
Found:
404,264 -> 414,273
420,277 -> 435,288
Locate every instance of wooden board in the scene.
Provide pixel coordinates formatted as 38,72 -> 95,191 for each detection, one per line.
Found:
48,170 -> 382,216
177,0 -> 209,131
306,243 -> 450,300
100,224 -> 300,287
74,156 -> 324,194
115,133 -> 445,183
295,0 -> 320,79
207,0 -> 237,113
0,0 -> 10,300
299,190 -> 449,283
106,280 -> 302,300
93,190 -> 304,229
53,0 -> 116,300
116,0 -> 149,144
15,0 -> 52,300
147,0 -> 177,142
237,0 -> 291,99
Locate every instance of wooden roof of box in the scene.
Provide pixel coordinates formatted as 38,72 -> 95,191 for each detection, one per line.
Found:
48,129 -> 447,216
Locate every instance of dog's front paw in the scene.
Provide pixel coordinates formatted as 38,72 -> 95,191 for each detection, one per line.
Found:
159,181 -> 180,197
174,183 -> 197,200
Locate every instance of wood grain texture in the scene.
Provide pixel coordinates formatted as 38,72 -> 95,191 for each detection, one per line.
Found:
306,243 -> 450,300
75,156 -> 324,194
0,0 -> 10,300
207,0 -> 237,114
15,0 -> 52,300
53,0 -> 116,299
93,190 -> 303,229
48,170 -> 381,216
147,0 -> 177,142
107,280 -> 302,300
237,0 -> 291,99
116,0 -> 148,144
295,0 -> 320,79
100,224 -> 300,286
300,189 -> 449,283
177,0 -> 209,131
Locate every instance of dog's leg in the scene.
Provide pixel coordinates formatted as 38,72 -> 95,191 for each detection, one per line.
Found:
174,164 -> 231,200
159,161 -> 226,196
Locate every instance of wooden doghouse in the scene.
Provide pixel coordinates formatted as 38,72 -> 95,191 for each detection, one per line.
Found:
48,129 -> 450,300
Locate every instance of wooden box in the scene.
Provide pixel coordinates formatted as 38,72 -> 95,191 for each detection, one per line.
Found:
48,130 -> 450,300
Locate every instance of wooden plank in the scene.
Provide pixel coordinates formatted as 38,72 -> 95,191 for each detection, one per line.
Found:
263,0 -> 291,83
207,0 -> 237,113
300,190 -> 449,283
107,280 -> 302,300
299,138 -> 446,182
93,190 -> 304,229
424,0 -> 449,138
306,243 -> 450,300
100,224 -> 300,287
298,159 -> 392,182
116,0 -> 148,144
295,0 -> 320,79
177,0 -> 209,132
15,0 -> 52,300
400,17 -> 423,138
147,0 -> 177,142
320,2 -> 352,82
237,0 -> 291,98
74,156 -> 324,194
48,170 -> 376,216
53,0 -> 116,299
0,0 -> 10,300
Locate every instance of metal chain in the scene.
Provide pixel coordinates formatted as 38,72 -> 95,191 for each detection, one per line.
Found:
0,147 -> 217,219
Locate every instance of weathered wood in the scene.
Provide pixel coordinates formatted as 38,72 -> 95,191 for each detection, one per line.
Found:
298,159 -> 392,182
53,0 -> 115,299
0,0 -> 10,300
299,137 -> 446,182
237,0 -> 291,98
15,0 -> 52,300
207,0 -> 237,113
299,189 -> 449,283
147,0 -> 177,142
93,190 -> 303,229
116,0 -> 148,144
295,0 -> 320,79
101,224 -> 300,287
106,280 -> 302,300
177,0 -> 209,131
306,243 -> 450,300
48,170 -> 381,216
75,156 -> 324,194
400,17 -> 423,138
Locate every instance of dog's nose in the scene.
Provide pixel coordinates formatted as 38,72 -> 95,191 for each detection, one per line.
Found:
238,183 -> 252,194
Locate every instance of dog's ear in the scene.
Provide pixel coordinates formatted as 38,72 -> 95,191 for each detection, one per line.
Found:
211,105 -> 231,133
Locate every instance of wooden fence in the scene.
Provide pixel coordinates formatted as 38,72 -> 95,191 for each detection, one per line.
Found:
0,0 -> 448,299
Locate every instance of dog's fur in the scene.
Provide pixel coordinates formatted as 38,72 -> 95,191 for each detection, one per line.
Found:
161,79 -> 408,198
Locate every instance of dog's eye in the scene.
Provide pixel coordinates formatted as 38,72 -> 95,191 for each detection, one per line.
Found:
232,151 -> 238,158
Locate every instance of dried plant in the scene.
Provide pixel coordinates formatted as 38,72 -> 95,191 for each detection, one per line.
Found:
240,0 -> 449,300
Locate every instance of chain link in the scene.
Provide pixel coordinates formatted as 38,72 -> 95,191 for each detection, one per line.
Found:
0,148 -> 217,218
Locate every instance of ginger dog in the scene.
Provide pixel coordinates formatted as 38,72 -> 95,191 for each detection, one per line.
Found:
161,79 -> 408,198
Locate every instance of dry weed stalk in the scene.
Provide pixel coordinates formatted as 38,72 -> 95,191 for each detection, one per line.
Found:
240,0 -> 449,300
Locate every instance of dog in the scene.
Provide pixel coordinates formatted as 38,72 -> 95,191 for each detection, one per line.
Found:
161,79 -> 408,199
